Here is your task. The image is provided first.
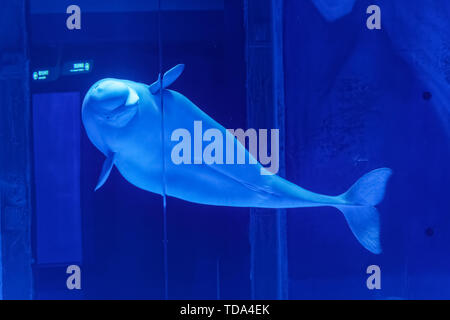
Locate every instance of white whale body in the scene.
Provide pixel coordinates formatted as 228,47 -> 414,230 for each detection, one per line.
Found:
82,64 -> 392,254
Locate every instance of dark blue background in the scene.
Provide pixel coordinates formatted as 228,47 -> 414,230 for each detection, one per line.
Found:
284,0 -> 450,299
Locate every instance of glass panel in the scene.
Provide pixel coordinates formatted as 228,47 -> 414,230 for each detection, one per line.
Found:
32,92 -> 82,265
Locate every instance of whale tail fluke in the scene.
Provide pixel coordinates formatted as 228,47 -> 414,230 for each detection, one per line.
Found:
335,168 -> 392,254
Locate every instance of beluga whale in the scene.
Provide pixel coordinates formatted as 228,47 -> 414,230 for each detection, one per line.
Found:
82,64 -> 392,254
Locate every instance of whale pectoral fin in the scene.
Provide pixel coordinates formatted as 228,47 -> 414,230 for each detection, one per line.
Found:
149,74 -> 161,95
163,64 -> 185,87
95,153 -> 116,191
149,64 -> 185,94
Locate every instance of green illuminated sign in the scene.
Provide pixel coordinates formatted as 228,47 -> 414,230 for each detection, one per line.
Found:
63,60 -> 93,75
32,59 -> 93,82
32,69 -> 54,81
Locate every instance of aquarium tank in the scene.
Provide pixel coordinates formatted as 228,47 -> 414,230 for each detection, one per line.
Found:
0,0 -> 449,301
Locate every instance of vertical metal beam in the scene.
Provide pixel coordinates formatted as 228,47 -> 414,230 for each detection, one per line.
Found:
0,197 -> 2,300
0,0 -> 33,299
244,0 -> 288,299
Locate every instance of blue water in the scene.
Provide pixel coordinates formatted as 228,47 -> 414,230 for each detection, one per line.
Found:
24,0 -> 450,299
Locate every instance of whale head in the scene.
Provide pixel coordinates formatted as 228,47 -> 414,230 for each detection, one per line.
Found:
83,78 -> 140,128
82,65 -> 185,190
82,78 -> 145,157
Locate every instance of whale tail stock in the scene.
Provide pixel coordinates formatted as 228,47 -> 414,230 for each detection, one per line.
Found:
334,168 -> 392,254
